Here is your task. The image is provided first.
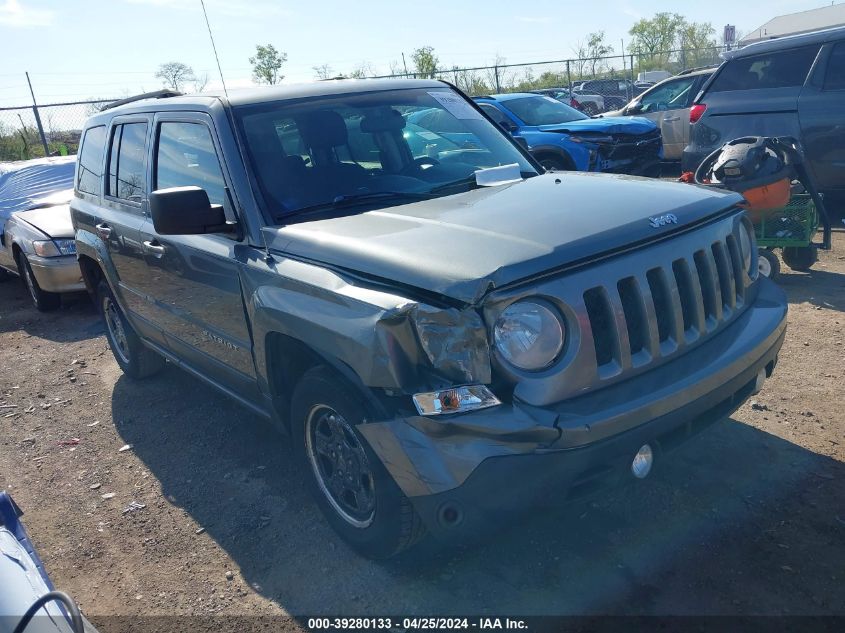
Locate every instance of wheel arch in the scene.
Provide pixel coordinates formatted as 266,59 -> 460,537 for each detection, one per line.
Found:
531,145 -> 578,170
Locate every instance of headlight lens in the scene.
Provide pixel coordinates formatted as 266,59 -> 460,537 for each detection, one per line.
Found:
738,221 -> 754,275
32,240 -> 60,257
494,301 -> 564,371
32,239 -> 75,257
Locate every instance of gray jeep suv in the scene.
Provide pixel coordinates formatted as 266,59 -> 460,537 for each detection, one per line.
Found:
683,26 -> 845,214
71,80 -> 787,558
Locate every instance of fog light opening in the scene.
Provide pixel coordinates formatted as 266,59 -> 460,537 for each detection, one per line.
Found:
438,503 -> 464,528
631,444 -> 654,479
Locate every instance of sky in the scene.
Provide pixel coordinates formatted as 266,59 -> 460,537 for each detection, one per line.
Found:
0,0 -> 838,107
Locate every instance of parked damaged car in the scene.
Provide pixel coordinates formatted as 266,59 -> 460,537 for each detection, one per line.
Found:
71,80 -> 787,559
473,93 -> 663,175
0,157 -> 82,310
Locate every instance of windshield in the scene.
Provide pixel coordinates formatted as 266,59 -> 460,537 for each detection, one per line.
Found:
502,95 -> 589,126
234,87 -> 537,219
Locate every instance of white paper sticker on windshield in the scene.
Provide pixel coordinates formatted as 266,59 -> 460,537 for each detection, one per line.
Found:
474,163 -> 523,187
428,91 -> 483,120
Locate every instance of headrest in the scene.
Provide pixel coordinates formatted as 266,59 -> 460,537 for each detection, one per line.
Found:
298,110 -> 348,149
360,109 -> 406,133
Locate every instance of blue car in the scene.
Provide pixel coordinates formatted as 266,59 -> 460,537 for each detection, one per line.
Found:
473,93 -> 663,176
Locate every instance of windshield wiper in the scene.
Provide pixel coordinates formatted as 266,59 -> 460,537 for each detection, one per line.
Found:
283,191 -> 436,219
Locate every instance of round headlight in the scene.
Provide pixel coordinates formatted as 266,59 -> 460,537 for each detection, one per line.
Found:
738,221 -> 754,275
494,301 -> 564,371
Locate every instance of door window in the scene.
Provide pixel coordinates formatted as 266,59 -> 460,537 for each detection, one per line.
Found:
710,45 -> 820,92
823,41 -> 845,90
638,77 -> 697,112
478,103 -> 511,126
107,122 -> 149,202
155,122 -> 227,206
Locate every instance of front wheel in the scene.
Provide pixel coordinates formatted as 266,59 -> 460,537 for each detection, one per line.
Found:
782,245 -> 818,272
757,249 -> 781,280
97,280 -> 165,379
291,366 -> 426,559
538,155 -> 573,172
18,253 -> 61,312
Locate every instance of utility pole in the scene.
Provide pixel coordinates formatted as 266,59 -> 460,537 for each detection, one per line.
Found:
401,52 -> 409,77
25,72 -> 50,157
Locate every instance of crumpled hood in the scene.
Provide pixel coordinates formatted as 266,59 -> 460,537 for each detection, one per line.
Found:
538,116 -> 657,135
13,203 -> 74,239
264,173 -> 743,304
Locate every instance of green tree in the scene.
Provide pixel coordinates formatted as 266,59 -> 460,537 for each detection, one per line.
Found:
629,13 -> 717,71
155,62 -> 195,92
587,31 -> 614,76
411,46 -> 439,79
250,44 -> 287,85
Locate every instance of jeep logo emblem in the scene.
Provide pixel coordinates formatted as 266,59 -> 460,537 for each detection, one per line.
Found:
649,213 -> 678,228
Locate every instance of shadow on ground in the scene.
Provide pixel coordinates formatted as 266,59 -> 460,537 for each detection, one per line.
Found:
778,266 -> 845,313
112,367 -> 845,617
0,279 -> 101,341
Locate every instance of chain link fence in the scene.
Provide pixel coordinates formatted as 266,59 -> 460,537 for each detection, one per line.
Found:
374,46 -> 728,114
0,99 -> 117,162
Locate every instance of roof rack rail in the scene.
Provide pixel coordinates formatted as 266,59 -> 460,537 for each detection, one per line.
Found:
471,95 -> 494,100
100,89 -> 183,111
676,64 -> 719,75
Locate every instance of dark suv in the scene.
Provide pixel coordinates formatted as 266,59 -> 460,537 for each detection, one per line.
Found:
71,79 -> 786,558
683,26 -> 845,213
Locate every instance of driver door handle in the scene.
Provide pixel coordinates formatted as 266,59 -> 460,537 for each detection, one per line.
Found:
143,240 -> 166,258
95,223 -> 112,239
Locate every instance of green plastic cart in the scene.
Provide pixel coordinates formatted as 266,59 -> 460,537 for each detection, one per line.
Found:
754,193 -> 822,280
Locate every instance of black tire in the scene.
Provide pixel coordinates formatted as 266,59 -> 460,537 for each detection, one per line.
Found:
0,266 -> 12,282
782,245 -> 818,272
291,366 -> 426,559
96,280 -> 165,379
537,155 -> 573,172
757,249 -> 781,281
18,253 -> 61,312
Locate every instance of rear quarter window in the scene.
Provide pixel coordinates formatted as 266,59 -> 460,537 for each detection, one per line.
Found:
76,125 -> 106,195
709,45 -> 820,92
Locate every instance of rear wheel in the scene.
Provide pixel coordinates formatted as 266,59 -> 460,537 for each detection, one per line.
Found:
757,249 -> 781,281
18,253 -> 61,312
97,280 -> 165,379
291,366 -> 426,559
782,245 -> 818,272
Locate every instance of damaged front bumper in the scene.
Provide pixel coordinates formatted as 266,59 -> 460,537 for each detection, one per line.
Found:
358,278 -> 787,540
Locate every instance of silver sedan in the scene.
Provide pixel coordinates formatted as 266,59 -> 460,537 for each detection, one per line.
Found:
0,190 -> 84,311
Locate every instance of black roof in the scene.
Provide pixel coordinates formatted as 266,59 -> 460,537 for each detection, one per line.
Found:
87,78 -> 448,122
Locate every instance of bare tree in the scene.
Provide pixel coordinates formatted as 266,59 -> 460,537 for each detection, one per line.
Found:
313,64 -> 334,80
192,73 -> 209,93
155,62 -> 196,92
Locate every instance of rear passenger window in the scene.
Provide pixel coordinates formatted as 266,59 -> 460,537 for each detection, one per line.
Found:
76,125 -> 106,195
155,122 -> 226,206
823,42 -> 845,90
709,45 -> 820,92
107,122 -> 148,202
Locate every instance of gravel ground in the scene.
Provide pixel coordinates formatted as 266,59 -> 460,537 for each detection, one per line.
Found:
1,233 -> 843,627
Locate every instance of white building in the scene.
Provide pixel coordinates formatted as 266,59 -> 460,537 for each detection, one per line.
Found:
741,3 -> 845,45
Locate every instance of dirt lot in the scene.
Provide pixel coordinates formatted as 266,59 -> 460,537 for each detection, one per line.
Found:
1,234 -> 844,626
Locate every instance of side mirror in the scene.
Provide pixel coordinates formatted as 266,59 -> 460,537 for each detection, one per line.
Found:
499,120 -> 518,134
626,102 -> 642,115
149,186 -> 230,235
513,136 -> 529,150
